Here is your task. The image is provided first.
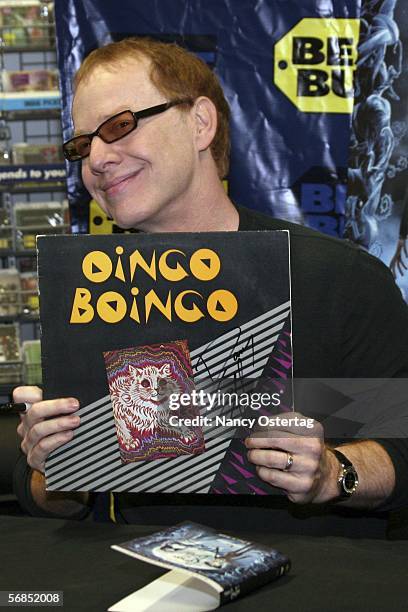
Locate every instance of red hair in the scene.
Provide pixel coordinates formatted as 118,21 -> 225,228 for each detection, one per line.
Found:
74,37 -> 230,178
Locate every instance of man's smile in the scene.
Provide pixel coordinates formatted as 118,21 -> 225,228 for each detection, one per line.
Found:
101,169 -> 144,197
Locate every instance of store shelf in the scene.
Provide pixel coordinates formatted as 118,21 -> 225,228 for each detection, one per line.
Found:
0,314 -> 38,323
15,223 -> 69,230
0,91 -> 60,112
0,250 -> 36,258
0,359 -> 21,364
0,108 -> 60,120
0,6 -> 61,390
1,45 -> 55,53
0,182 -> 65,194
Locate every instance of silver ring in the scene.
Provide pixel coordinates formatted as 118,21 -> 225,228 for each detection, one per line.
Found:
283,452 -> 294,471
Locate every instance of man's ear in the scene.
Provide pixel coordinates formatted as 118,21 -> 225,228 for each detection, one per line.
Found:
193,96 -> 217,152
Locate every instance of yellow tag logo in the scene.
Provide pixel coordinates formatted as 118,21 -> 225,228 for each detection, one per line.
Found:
89,199 -> 116,234
274,18 -> 360,114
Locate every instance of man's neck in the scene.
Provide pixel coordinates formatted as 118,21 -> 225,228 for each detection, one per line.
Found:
173,191 -> 239,233
140,176 -> 239,233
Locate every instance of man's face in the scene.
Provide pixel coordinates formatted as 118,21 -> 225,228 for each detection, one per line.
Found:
72,57 -> 198,231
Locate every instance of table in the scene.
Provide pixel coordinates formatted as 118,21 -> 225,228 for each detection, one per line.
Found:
0,516 -> 406,611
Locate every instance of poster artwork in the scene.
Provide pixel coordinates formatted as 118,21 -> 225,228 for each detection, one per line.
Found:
345,0 -> 408,301
104,340 -> 204,463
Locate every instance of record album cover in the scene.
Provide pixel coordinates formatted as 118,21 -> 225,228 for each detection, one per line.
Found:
37,231 -> 292,494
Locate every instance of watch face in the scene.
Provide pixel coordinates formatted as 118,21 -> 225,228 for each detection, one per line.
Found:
344,468 -> 357,493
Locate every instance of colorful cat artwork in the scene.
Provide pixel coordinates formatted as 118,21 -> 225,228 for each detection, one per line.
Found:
104,340 -> 205,463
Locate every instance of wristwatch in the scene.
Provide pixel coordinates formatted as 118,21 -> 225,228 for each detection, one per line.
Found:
332,448 -> 359,499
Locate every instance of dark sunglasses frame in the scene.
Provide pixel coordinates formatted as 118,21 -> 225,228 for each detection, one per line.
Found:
63,98 -> 193,162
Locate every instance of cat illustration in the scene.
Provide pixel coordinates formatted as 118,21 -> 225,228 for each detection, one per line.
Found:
110,362 -> 196,452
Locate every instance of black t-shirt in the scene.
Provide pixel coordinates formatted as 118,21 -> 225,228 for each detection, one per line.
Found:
14,205 -> 408,537
113,206 -> 408,536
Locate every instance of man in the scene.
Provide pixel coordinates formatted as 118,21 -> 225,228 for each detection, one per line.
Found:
13,38 -> 408,535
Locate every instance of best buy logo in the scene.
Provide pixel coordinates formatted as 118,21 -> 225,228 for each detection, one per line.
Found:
274,18 -> 360,114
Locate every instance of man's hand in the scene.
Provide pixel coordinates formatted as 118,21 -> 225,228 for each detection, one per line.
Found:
13,385 -> 90,518
245,412 -> 396,508
245,413 -> 339,503
14,386 -> 81,474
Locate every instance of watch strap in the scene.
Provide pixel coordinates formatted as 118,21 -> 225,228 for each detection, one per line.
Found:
331,448 -> 359,500
332,448 -> 353,469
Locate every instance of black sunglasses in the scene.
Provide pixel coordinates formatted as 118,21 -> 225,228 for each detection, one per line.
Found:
63,98 -> 193,162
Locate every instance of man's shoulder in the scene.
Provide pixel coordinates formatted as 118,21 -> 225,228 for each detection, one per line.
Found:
237,203 -> 350,246
236,204 -> 389,275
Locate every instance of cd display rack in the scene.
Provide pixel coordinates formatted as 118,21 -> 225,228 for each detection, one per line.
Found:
0,0 -> 68,396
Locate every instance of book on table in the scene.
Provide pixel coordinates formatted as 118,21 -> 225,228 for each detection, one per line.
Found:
109,521 -> 291,611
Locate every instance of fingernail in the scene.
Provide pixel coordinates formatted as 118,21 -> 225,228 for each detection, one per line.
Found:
68,399 -> 79,409
70,415 -> 80,425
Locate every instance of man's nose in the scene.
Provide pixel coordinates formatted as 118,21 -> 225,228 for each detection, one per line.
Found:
87,135 -> 121,172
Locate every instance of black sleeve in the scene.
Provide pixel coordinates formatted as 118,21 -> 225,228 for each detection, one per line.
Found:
341,249 -> 408,510
13,453 -> 93,520
341,248 -> 408,378
373,439 -> 408,512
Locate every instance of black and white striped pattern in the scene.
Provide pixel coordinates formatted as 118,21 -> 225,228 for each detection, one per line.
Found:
46,301 -> 290,492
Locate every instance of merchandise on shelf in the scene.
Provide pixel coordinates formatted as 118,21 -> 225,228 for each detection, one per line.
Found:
1,68 -> 59,92
18,258 -> 37,274
20,270 -> 38,313
0,206 -> 12,249
14,200 -> 69,250
0,7 -> 62,391
12,142 -> 64,164
0,322 -> 21,383
22,339 -> 41,385
0,361 -> 21,383
0,1 -> 54,47
0,268 -> 20,316
0,144 -> 11,165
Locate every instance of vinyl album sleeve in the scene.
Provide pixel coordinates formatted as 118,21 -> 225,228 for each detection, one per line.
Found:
37,231 -> 293,493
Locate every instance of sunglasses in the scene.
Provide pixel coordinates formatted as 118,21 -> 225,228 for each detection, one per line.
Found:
63,98 -> 192,162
